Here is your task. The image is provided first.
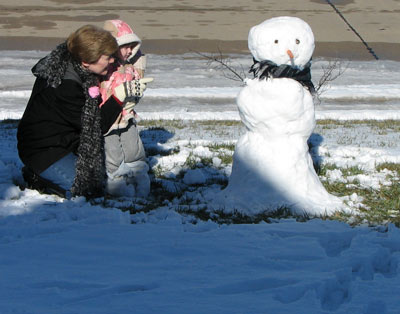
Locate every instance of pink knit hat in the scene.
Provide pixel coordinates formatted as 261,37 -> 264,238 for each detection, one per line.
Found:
103,20 -> 142,47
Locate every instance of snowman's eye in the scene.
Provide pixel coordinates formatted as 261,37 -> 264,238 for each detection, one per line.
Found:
296,39 -> 300,44
274,39 -> 278,44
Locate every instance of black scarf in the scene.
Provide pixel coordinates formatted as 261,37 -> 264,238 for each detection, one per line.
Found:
249,58 -> 315,94
32,42 -> 104,198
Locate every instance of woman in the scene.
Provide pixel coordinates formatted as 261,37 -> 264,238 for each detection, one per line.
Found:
17,24 -> 146,198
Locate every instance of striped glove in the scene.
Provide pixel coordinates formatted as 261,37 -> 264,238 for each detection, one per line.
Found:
113,77 -> 154,103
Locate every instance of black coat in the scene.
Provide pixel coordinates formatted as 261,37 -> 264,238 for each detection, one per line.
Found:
17,66 -> 122,174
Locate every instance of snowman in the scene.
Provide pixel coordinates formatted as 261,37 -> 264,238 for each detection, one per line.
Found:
212,16 -> 345,216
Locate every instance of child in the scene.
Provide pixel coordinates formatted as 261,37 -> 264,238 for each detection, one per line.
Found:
101,19 -> 153,198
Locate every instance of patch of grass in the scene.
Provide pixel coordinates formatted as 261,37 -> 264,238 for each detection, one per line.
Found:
139,120 -> 186,129
207,143 -> 236,152
317,119 -> 400,130
217,153 -> 233,165
184,153 -> 198,169
316,163 -> 338,176
151,165 -> 164,179
197,120 -> 242,127
376,162 -> 400,174
342,166 -> 364,176
323,181 -> 349,195
177,206 -> 307,225
359,183 -> 400,224
318,164 -> 363,179
318,162 -> 400,226
206,143 -> 235,165
199,157 -> 213,167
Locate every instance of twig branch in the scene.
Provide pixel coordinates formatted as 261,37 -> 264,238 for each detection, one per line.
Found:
316,59 -> 348,93
191,49 -> 246,82
314,59 -> 349,104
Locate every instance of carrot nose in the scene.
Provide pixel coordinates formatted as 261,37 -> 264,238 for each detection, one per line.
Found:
287,49 -> 294,59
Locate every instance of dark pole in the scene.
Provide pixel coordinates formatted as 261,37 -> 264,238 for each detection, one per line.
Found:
325,0 -> 379,60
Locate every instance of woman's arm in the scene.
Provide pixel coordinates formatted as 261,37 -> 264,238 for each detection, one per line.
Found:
100,95 -> 123,134
57,79 -> 122,135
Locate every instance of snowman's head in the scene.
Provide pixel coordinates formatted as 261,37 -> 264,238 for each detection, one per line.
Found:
248,16 -> 315,69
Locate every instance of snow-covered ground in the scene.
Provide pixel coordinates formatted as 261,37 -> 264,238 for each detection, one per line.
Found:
1,51 -> 400,313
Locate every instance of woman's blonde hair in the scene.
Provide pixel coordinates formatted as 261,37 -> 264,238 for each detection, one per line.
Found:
67,25 -> 118,64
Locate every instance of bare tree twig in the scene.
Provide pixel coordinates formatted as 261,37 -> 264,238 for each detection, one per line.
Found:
316,60 -> 348,92
314,59 -> 348,104
191,49 -> 246,83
